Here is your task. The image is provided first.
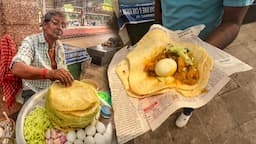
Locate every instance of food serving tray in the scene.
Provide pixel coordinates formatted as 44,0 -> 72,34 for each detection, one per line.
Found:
15,89 -> 116,144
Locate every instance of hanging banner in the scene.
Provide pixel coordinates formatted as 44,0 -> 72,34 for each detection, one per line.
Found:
117,0 -> 154,29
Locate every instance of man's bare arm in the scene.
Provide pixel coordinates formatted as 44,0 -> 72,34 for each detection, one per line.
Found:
11,62 -> 74,86
154,0 -> 162,24
205,6 -> 249,49
11,62 -> 43,79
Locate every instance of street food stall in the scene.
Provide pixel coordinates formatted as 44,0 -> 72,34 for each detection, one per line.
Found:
1,24 -> 254,144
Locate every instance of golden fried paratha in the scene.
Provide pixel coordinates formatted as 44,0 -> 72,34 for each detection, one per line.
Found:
48,80 -> 99,111
116,28 -> 213,98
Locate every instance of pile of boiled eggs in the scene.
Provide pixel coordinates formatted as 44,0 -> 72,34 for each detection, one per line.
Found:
65,121 -> 112,144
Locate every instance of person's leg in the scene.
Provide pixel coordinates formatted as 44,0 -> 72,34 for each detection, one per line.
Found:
21,90 -> 35,103
175,107 -> 194,128
9,90 -> 35,121
183,107 -> 194,115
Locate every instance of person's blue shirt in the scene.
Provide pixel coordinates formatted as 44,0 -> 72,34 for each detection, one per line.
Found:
161,0 -> 254,39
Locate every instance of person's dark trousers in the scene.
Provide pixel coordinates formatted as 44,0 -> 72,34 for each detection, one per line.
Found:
183,107 -> 194,116
21,90 -> 35,103
10,89 -> 35,121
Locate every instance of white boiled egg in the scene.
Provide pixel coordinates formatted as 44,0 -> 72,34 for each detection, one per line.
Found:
85,125 -> 96,136
76,129 -> 86,140
66,130 -> 76,142
96,121 -> 106,134
154,58 -> 177,77
84,136 -> 95,144
94,133 -> 105,144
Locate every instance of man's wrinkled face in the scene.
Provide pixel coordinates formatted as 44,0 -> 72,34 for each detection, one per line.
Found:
44,15 -> 67,40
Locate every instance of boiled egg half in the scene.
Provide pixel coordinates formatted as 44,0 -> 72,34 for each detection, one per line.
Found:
154,58 -> 177,77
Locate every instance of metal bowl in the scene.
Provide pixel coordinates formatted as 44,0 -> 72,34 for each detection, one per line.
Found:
15,88 -> 116,144
15,89 -> 47,144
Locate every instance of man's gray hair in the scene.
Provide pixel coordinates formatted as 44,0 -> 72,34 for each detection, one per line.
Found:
41,10 -> 66,25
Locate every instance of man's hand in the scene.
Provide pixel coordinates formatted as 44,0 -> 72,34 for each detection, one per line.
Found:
46,68 -> 74,86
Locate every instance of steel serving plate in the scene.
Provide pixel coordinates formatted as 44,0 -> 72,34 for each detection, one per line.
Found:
16,89 -> 47,143
15,88 -> 115,144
